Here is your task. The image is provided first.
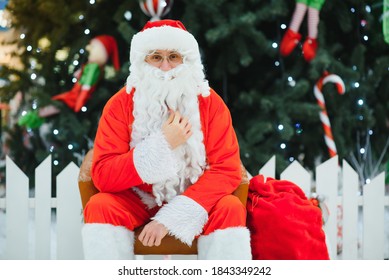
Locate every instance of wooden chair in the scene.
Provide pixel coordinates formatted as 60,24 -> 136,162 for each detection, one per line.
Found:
78,149 -> 250,255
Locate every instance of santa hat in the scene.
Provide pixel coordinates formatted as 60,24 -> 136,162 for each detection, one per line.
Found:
92,35 -> 120,71
130,19 -> 200,64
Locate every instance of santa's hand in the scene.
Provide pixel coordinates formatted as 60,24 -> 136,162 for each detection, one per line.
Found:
138,220 -> 169,247
162,110 -> 192,149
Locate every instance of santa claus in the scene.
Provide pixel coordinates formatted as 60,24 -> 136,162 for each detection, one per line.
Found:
81,19 -> 251,260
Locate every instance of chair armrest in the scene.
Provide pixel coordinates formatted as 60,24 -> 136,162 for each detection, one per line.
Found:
79,180 -> 99,210
232,182 -> 249,207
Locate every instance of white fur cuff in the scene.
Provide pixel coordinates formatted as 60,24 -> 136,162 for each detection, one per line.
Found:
82,223 -> 135,260
133,131 -> 178,184
152,195 -> 208,246
198,227 -> 252,260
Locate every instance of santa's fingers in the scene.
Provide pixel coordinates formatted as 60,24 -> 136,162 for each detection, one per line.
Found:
146,234 -> 157,247
154,235 -> 163,247
185,130 -> 193,139
179,116 -> 190,127
138,228 -> 146,242
184,123 -> 192,136
166,110 -> 175,123
171,111 -> 182,124
139,230 -> 155,247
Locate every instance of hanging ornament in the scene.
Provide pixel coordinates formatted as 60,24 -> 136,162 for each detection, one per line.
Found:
384,0 -> 389,43
313,71 -> 346,158
279,0 -> 326,62
139,0 -> 174,21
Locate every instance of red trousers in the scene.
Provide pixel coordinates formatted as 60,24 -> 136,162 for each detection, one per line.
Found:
84,189 -> 246,236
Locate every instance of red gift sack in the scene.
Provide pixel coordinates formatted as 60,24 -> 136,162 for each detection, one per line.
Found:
247,175 -> 330,260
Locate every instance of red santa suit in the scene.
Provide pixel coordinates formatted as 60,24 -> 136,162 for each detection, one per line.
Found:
81,19 -> 251,260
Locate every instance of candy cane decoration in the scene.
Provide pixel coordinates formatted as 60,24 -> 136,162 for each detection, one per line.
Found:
313,72 -> 346,158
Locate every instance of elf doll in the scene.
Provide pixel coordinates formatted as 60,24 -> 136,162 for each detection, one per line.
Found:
51,35 -> 120,112
280,0 -> 326,62
18,36 -> 120,128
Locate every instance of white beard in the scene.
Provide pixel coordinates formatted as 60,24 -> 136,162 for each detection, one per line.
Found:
127,62 -> 209,206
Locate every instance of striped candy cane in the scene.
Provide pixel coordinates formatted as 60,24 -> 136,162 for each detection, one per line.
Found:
313,71 -> 346,158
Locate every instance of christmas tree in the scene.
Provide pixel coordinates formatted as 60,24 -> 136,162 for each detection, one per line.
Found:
0,0 -> 388,185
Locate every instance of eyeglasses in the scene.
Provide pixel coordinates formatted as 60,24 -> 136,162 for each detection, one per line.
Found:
145,51 -> 183,66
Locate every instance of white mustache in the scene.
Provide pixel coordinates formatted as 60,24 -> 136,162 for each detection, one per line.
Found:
150,64 -> 187,81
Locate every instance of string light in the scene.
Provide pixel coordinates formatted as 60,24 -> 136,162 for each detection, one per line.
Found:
84,29 -> 90,35
295,123 -> 303,134
368,130 -> 373,135
350,8 -> 356,13
53,129 -> 59,135
20,33 -> 25,39
89,0 -> 95,4
278,124 -> 284,131
289,157 -> 295,162
30,59 -> 37,69
360,148 -> 366,154
288,76 -> 296,87
30,73 -> 37,80
27,45 -> 32,51
354,82 -> 360,88
274,61 -> 280,67
53,160 -> 59,166
79,15 -> 84,20
280,143 -> 286,149
363,35 -> 368,41
357,99 -> 364,106
272,42 -> 278,48
68,144 -> 74,150
280,24 -> 287,29
72,77 -> 77,83
81,106 -> 87,112
124,11 -> 132,21
49,146 -> 54,152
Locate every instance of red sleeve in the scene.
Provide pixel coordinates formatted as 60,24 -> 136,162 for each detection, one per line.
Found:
91,87 -> 144,192
182,89 -> 241,212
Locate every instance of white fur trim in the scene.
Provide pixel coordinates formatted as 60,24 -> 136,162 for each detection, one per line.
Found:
133,131 -> 178,184
132,187 -> 158,209
198,227 -> 252,260
130,25 -> 200,64
82,223 -> 134,260
152,195 -> 208,246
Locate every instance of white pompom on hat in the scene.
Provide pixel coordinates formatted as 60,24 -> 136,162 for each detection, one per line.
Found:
130,19 -> 201,64
93,35 -> 120,70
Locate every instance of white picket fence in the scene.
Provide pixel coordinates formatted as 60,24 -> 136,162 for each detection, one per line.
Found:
0,155 -> 388,260
0,155 -> 84,260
